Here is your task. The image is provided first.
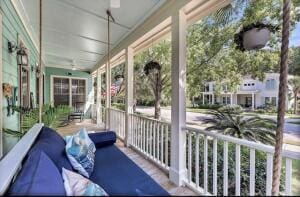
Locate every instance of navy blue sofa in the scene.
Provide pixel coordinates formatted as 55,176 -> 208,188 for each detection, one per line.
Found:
8,127 -> 169,196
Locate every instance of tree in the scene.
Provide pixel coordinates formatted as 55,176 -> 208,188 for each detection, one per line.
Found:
134,40 -> 171,119
289,76 -> 300,114
202,107 -> 276,145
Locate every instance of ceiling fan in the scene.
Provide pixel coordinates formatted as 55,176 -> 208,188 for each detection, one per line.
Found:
71,60 -> 79,71
110,0 -> 120,8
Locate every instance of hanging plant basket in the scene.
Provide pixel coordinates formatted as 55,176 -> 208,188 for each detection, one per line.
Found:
234,22 -> 279,51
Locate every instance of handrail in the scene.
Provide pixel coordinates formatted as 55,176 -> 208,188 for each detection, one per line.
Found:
0,123 -> 44,195
183,126 -> 300,160
130,113 -> 171,125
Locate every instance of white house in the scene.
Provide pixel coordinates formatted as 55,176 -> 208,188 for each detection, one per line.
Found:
202,73 -> 293,110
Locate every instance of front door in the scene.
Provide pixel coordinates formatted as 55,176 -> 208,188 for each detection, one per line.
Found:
245,96 -> 252,108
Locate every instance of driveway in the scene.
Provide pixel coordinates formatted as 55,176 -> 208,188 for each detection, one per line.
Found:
136,106 -> 300,152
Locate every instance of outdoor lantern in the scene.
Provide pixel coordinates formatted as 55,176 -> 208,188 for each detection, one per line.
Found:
17,47 -> 28,66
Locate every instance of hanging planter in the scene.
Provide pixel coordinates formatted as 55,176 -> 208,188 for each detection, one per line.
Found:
234,22 -> 279,51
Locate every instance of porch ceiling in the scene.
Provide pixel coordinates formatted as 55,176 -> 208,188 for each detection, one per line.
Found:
13,0 -> 165,71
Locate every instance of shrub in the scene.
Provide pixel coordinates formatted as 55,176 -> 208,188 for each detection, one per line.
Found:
218,104 -> 243,114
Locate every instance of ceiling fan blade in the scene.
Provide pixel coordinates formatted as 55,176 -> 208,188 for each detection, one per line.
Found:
110,0 -> 120,8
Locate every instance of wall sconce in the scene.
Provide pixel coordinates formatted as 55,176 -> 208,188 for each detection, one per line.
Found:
17,47 -> 28,66
8,41 -> 29,66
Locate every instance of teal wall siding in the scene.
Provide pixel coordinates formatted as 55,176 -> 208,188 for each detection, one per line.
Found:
1,0 -> 39,153
45,67 -> 93,117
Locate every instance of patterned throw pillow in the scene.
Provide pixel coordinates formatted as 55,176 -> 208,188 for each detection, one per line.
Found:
62,168 -> 108,196
65,128 -> 96,177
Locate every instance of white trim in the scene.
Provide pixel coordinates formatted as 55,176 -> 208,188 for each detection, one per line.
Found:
50,75 -> 88,109
11,0 -> 39,52
0,11 -> 3,158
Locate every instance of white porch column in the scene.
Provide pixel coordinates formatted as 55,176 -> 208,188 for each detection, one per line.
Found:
212,94 -> 215,104
96,69 -> 102,125
202,93 -> 205,105
105,63 -> 111,129
252,93 -> 255,110
170,9 -> 187,186
230,94 -> 233,105
125,47 -> 134,147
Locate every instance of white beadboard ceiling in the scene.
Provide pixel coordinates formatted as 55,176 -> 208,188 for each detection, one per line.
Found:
14,0 -> 165,71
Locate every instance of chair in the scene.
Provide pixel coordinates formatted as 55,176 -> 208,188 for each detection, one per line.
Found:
68,102 -> 84,122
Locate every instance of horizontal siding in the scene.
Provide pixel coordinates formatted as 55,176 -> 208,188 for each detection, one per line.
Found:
1,0 -> 39,154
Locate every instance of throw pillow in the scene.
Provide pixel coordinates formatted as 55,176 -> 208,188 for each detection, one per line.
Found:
65,128 -> 96,177
62,168 -> 108,196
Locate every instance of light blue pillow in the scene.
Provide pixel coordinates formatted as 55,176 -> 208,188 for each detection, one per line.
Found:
65,128 -> 96,177
62,168 -> 108,196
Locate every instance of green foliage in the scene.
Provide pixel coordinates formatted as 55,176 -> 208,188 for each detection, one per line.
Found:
111,103 -> 125,111
3,105 -> 72,137
218,104 -> 243,114
203,109 -> 276,145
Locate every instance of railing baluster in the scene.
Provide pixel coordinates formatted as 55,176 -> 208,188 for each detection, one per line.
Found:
150,120 -> 153,157
266,153 -> 273,196
154,121 -> 157,160
160,124 -> 164,164
146,120 -> 149,155
188,132 -> 192,183
285,158 -> 292,195
223,141 -> 228,196
156,122 -> 160,162
195,134 -> 200,188
204,135 -> 208,194
142,119 -> 145,152
165,124 -> 169,167
249,148 -> 255,196
235,144 -> 241,196
213,138 -> 218,196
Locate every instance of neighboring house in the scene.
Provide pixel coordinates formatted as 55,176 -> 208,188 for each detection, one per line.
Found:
202,73 -> 293,110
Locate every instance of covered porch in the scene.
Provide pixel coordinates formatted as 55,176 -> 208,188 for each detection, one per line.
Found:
0,0 -> 299,196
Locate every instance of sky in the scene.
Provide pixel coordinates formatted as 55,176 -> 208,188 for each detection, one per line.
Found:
290,23 -> 300,47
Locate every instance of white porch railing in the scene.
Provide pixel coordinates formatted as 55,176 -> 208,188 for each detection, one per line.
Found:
130,114 -> 171,170
183,126 -> 300,196
106,108 -> 300,195
129,113 -> 170,171
109,108 -> 126,140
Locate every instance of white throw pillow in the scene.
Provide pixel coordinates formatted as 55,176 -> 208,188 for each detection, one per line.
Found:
62,168 -> 108,196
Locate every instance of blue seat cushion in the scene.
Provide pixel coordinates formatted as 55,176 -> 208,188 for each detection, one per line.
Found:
90,145 -> 169,196
9,149 -> 66,196
88,131 -> 116,148
32,127 -> 73,172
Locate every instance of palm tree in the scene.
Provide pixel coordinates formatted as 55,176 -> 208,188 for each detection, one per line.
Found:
203,109 -> 276,145
289,76 -> 300,114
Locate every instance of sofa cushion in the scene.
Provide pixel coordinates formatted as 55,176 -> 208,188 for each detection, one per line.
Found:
62,168 -> 108,196
65,128 -> 96,177
88,131 -> 116,148
90,145 -> 169,196
9,149 -> 66,196
32,127 -> 73,172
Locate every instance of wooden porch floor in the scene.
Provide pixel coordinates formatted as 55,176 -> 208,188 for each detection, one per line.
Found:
57,119 -> 197,196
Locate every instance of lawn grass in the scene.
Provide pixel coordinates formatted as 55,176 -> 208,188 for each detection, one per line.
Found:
185,108 -> 210,113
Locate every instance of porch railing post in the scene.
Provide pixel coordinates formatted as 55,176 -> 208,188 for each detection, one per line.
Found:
125,47 -> 134,146
169,9 -> 187,186
96,68 -> 102,126
105,63 -> 111,130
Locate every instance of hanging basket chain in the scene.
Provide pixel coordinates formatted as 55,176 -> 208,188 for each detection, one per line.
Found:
272,0 -> 291,195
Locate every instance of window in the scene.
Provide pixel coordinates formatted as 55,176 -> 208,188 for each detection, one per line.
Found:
52,77 -> 86,111
204,84 -> 209,92
53,78 -> 70,106
20,66 -> 30,107
265,97 -> 277,106
222,96 -> 230,104
266,79 -> 276,90
244,84 -> 247,86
